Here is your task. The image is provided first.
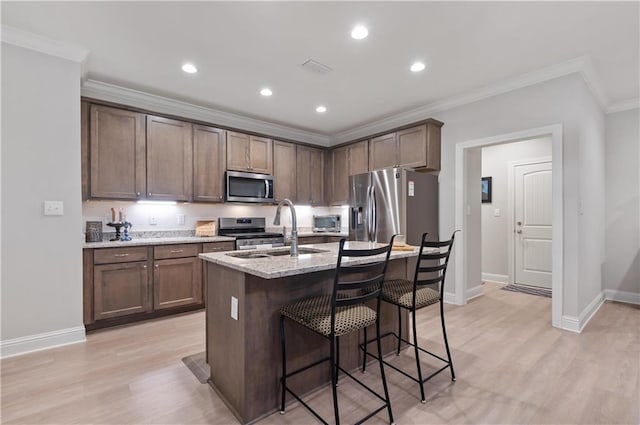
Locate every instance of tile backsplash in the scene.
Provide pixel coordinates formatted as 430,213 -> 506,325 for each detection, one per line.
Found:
82,200 -> 348,234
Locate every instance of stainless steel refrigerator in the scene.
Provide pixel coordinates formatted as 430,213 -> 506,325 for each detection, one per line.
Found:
349,167 -> 438,245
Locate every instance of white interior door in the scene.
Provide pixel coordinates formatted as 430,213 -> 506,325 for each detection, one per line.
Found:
514,161 -> 552,288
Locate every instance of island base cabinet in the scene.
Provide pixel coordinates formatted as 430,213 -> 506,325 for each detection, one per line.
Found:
94,262 -> 150,321
205,258 -> 409,424
153,257 -> 202,310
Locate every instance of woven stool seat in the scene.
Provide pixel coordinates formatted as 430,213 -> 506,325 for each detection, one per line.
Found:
382,279 -> 440,310
281,295 -> 376,337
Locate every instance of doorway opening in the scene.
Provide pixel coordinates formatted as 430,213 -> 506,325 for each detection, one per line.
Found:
454,125 -> 563,328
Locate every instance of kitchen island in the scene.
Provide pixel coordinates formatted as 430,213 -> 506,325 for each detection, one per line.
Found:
199,242 -> 419,424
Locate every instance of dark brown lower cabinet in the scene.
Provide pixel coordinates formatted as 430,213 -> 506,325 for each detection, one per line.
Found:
94,261 -> 151,320
153,257 -> 202,310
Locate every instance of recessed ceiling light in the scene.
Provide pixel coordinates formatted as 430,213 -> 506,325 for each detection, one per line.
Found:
410,62 -> 426,73
181,63 -> 198,74
351,25 -> 368,40
316,105 -> 327,113
260,88 -> 273,97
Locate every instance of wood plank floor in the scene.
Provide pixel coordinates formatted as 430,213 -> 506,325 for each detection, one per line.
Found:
2,282 -> 638,424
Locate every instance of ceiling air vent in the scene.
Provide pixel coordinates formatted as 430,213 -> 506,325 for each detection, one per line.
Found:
301,59 -> 333,75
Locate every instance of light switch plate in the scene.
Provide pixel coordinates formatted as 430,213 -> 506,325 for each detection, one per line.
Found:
44,201 -> 64,216
231,296 -> 239,320
494,208 -> 501,217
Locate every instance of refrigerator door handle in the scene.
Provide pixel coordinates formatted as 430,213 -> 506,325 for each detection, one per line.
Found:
366,186 -> 372,241
371,186 -> 377,243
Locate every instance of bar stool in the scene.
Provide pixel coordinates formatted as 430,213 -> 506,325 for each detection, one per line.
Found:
361,231 -> 458,403
279,237 -> 396,425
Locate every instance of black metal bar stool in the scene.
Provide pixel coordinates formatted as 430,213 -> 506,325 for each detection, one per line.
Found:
279,237 -> 396,425
361,231 -> 458,403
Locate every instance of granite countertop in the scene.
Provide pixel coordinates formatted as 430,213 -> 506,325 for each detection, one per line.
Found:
297,231 -> 349,238
83,236 -> 235,249
200,241 -> 422,279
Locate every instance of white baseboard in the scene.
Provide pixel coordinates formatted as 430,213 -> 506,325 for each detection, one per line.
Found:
561,292 -> 605,333
482,273 -> 509,284
1,326 -> 86,359
466,285 -> 484,301
603,289 -> 640,305
443,292 -> 460,305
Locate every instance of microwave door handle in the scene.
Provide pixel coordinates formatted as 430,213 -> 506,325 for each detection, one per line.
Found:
265,180 -> 269,199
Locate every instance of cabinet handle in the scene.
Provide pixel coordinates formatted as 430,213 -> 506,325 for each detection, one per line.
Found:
136,192 -> 141,197
155,264 -> 159,268
148,192 -> 152,196
142,265 -> 147,269
114,253 -> 129,257
170,249 -> 184,254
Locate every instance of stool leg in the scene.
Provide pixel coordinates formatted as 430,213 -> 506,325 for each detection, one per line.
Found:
362,327 -> 368,373
412,308 -> 426,403
280,315 -> 287,413
396,305 -> 402,355
336,336 -> 340,386
376,313 -> 394,424
440,300 -> 456,381
330,334 -> 340,425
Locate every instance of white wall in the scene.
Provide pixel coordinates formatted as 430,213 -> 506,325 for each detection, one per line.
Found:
464,148 -> 483,297
481,137 -> 552,279
1,44 -> 85,355
603,109 -> 640,297
432,74 -> 605,321
81,201 -> 348,234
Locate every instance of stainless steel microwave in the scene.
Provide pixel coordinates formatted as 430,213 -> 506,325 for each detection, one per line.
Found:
225,171 -> 274,203
313,215 -> 342,232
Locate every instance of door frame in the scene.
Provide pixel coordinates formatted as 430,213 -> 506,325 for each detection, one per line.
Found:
507,156 -> 553,286
454,124 -> 563,328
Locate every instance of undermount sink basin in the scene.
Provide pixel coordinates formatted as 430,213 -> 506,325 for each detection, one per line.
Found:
226,247 -> 329,259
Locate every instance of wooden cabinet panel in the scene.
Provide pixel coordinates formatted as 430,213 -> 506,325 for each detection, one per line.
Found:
90,105 -> 146,199
296,145 -> 324,205
146,115 -> 193,201
425,121 -> 441,171
81,101 -> 90,201
94,246 -> 149,265
153,257 -> 202,310
202,242 -> 236,253
369,133 -> 396,171
297,236 -> 327,245
154,244 -> 200,260
348,140 -> 369,175
193,125 -> 226,202
249,136 -> 273,174
94,261 -> 150,320
330,146 -> 349,205
397,125 -> 427,169
273,141 -> 297,202
226,131 -> 250,172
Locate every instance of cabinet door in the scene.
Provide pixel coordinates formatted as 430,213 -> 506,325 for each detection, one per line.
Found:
348,140 -> 369,176
146,115 -> 193,201
90,105 -> 146,199
274,141 -> 297,202
81,101 -> 90,201
309,147 -> 325,205
397,125 -> 427,169
330,146 -> 349,205
226,131 -> 250,171
94,261 -> 150,320
193,125 -> 226,202
369,133 -> 396,170
153,257 -> 203,310
296,145 -> 311,203
424,121 -> 442,171
249,136 -> 273,174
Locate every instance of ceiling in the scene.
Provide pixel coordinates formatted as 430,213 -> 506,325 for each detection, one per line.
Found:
2,2 -> 638,136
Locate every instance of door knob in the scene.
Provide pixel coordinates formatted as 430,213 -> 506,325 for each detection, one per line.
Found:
517,221 -> 522,226
517,230 -> 522,234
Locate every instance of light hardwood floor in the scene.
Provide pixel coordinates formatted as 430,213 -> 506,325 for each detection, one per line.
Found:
2,283 -> 638,424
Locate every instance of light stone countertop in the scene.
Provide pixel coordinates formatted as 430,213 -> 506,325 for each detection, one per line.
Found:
199,241 -> 421,279
83,236 -> 235,249
297,231 -> 349,238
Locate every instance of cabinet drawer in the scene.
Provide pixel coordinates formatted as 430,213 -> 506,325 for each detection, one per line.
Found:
154,244 -> 200,259
94,247 -> 148,264
298,236 -> 327,245
202,242 -> 236,253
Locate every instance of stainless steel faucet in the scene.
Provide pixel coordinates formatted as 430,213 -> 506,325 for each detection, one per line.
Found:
273,198 -> 298,257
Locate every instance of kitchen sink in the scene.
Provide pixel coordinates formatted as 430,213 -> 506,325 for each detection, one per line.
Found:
226,247 -> 328,259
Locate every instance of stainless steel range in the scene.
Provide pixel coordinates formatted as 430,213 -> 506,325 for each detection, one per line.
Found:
218,217 -> 285,250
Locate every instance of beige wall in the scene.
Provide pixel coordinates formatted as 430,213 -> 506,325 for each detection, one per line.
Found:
1,44 -> 85,355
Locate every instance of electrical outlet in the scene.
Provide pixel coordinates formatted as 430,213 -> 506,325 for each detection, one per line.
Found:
43,201 -> 64,216
177,214 -> 185,225
149,215 -> 158,225
231,296 -> 238,320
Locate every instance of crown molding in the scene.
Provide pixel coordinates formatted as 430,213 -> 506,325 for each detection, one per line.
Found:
606,98 -> 640,114
333,56 -> 609,143
81,80 -> 333,146
1,25 -> 89,63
